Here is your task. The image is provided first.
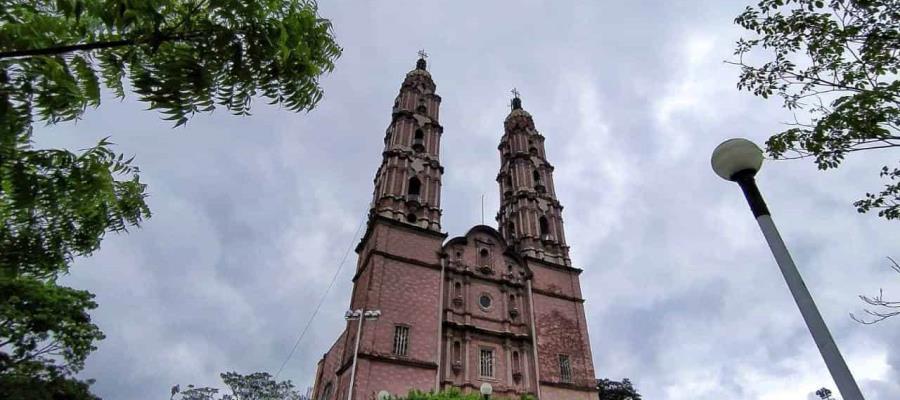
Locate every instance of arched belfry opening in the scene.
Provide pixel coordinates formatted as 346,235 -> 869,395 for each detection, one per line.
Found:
539,216 -> 550,239
413,129 -> 425,152
408,177 -> 422,200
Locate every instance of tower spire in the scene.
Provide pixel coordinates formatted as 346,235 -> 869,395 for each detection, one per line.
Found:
495,96 -> 570,266
367,55 -> 444,231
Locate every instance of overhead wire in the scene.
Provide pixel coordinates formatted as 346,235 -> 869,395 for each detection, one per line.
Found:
274,211 -> 367,379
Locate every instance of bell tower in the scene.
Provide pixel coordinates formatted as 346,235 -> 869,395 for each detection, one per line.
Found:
369,52 -> 444,231
313,55 -> 448,400
496,92 -> 570,267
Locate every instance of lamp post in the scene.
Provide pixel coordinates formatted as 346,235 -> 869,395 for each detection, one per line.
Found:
345,309 -> 381,400
711,138 -> 864,400
480,383 -> 493,400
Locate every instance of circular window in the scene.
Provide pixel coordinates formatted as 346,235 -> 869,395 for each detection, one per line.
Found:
479,294 -> 492,309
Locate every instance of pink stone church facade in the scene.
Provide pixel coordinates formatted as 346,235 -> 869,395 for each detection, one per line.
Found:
311,56 -> 598,400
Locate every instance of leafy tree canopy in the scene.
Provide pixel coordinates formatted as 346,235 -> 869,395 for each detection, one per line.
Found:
1,0 -> 341,395
173,372 -> 304,400
597,378 -> 642,400
732,0 -> 900,220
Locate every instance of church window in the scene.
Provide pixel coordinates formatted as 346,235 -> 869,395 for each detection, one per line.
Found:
505,174 -> 513,188
407,177 -> 421,201
453,341 -> 462,362
507,222 -> 515,238
479,248 -> 490,265
479,293 -> 492,309
529,146 -> 538,155
558,354 -> 572,383
417,103 -> 427,113
320,382 -> 333,400
454,282 -> 462,298
539,216 -> 550,238
480,348 -> 494,377
393,325 -> 410,356
406,213 -> 417,223
533,169 -> 541,184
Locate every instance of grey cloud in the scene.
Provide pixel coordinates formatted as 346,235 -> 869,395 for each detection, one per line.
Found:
31,1 -> 900,399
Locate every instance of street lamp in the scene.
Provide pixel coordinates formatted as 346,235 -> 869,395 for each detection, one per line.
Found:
711,138 -> 865,400
345,308 -> 381,400
480,383 -> 493,400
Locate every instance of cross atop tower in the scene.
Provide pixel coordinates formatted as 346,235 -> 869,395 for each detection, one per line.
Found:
510,88 -> 522,110
416,49 -> 428,70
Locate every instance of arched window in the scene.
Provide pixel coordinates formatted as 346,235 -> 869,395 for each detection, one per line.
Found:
479,248 -> 490,265
512,351 -> 520,374
533,169 -> 541,184
529,146 -> 538,155
413,129 -> 425,152
453,341 -> 462,362
407,177 -> 421,199
505,174 -> 513,188
539,216 -> 550,237
507,222 -> 515,238
454,282 -> 462,298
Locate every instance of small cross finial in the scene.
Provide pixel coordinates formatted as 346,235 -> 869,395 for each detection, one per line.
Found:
511,88 -> 520,99
417,49 -> 428,59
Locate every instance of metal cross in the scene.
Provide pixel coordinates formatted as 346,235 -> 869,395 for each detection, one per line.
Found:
511,88 -> 520,99
417,49 -> 428,59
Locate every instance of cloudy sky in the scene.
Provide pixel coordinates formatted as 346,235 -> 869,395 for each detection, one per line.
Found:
37,1 -> 899,399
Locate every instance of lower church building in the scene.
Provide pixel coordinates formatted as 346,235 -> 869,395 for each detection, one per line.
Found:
312,56 -> 598,400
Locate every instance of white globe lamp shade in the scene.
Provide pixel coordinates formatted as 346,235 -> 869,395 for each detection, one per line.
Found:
480,383 -> 493,395
711,138 -> 764,181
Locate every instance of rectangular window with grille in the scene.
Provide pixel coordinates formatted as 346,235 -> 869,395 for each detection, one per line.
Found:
558,354 -> 572,383
392,325 -> 409,356
480,348 -> 494,377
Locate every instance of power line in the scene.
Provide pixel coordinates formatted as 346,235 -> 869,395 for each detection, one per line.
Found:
274,212 -> 367,379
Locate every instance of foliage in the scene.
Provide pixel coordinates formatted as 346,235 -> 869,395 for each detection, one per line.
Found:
0,275 -> 104,376
1,0 -> 341,395
851,256 -> 900,324
597,378 -> 642,400
816,387 -> 836,399
0,0 -> 342,127
0,372 -> 101,400
732,0 -> 900,220
173,372 -> 304,400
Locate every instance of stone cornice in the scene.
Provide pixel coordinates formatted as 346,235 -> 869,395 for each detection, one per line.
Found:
355,214 -> 447,253
443,320 -> 534,341
359,352 -> 438,370
523,255 -> 582,275
531,287 -> 585,303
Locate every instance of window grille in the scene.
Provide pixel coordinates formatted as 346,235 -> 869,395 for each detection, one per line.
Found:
480,348 -> 494,377
393,325 -> 409,356
558,354 -> 572,383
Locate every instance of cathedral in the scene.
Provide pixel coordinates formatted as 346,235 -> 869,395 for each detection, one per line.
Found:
311,55 -> 597,400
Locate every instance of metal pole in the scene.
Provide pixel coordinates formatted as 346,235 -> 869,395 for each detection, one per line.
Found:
347,310 -> 364,400
734,171 -> 864,400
